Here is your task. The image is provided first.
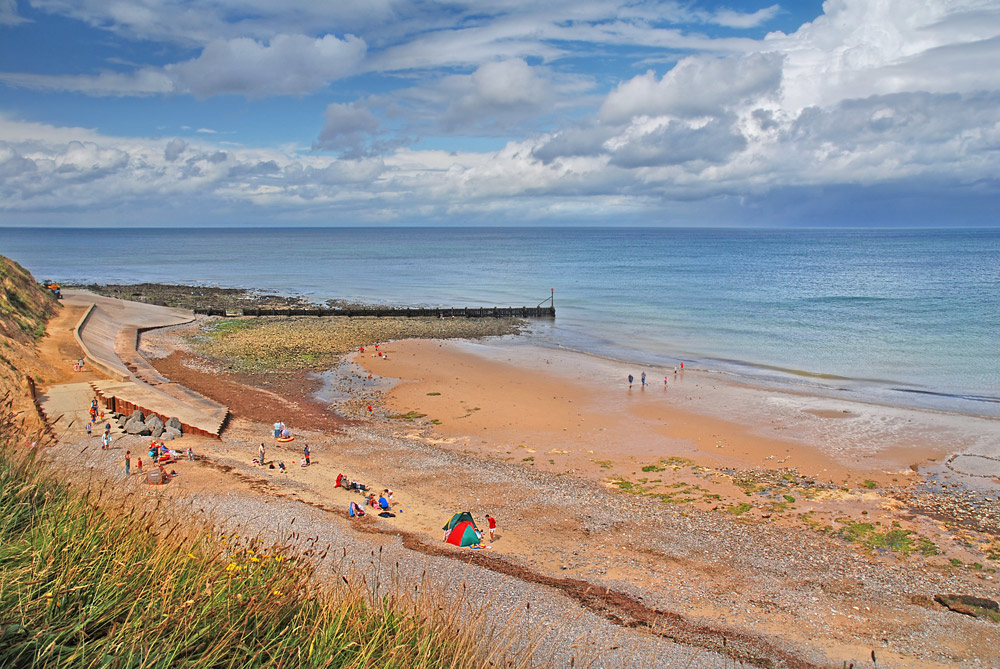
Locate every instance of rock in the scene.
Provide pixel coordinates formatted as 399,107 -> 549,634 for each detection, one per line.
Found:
145,413 -> 164,430
124,417 -> 151,436
129,410 -> 145,423
150,424 -> 164,438
166,417 -> 182,430
162,427 -> 182,441
935,594 -> 1000,619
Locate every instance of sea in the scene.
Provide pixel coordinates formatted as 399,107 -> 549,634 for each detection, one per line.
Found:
3,226 -> 998,418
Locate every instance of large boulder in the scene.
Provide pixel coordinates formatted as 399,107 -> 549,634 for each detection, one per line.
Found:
128,410 -> 145,423
145,414 -> 165,439
166,417 -> 182,431
124,417 -> 151,436
162,427 -> 182,441
935,594 -> 1000,619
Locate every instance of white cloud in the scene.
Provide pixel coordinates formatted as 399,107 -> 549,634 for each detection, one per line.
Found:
607,118 -> 748,168
314,101 -> 383,155
1,0 -> 999,224
169,34 -> 366,97
439,59 -> 555,132
0,68 -> 174,96
711,4 -> 781,29
600,52 -> 784,123
164,138 -> 187,162
0,0 -> 28,25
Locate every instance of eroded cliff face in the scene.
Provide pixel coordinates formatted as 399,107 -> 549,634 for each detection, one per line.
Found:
0,255 -> 61,430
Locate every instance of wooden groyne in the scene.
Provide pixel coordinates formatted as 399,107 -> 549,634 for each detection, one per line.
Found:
195,290 -> 556,319
196,305 -> 554,318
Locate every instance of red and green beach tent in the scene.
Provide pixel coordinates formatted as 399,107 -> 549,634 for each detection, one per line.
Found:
445,521 -> 481,547
442,511 -> 477,532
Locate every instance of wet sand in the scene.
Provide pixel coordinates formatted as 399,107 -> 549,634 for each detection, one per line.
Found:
30,309 -> 1000,667
355,337 -> 999,491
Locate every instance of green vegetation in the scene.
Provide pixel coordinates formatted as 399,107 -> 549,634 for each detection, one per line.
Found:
390,411 -> 427,421
0,406 -> 517,668
782,495 -> 796,504
522,457 -> 535,462
834,519 -> 939,556
610,478 -> 637,492
862,480 -> 878,489
727,503 -> 752,516
0,256 -> 58,341
192,316 -> 523,372
426,392 -> 441,396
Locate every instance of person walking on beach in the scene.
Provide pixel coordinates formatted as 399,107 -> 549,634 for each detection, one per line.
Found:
86,422 -> 92,437
273,421 -> 281,438
627,374 -> 633,388
303,444 -> 310,466
664,376 -> 668,388
136,457 -> 142,474
125,450 -> 130,476
641,372 -> 646,387
259,443 -> 265,465
486,514 -> 496,542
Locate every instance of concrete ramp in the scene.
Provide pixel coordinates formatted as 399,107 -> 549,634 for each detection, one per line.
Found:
92,380 -> 228,438
36,382 -> 124,441
55,290 -> 229,439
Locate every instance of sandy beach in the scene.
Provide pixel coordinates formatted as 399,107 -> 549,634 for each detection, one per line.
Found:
30,301 -> 1000,668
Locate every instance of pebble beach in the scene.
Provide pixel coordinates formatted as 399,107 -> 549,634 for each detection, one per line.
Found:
32,291 -> 1000,668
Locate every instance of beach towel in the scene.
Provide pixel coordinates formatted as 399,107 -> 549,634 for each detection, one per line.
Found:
378,511 -> 396,518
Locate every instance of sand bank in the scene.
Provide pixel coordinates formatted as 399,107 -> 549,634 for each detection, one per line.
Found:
32,305 -> 1000,667
355,337 -> 1000,488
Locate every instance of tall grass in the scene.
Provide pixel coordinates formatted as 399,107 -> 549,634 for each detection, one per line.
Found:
0,400 -> 526,668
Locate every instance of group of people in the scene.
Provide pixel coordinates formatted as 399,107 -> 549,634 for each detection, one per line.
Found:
627,363 -> 684,389
272,420 -> 291,439
359,343 -> 388,361
256,440 -> 310,469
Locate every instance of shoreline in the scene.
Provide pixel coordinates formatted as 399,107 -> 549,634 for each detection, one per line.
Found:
28,291 -> 1000,666
354,336 -> 1000,484
522,320 -> 1000,420
56,281 -> 1000,419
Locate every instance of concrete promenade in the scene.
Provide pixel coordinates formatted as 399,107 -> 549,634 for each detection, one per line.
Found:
38,290 -> 229,438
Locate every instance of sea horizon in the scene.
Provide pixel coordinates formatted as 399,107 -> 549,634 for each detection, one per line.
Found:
3,225 -> 998,418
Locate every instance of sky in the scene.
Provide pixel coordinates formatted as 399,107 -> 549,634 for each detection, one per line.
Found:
0,0 -> 999,228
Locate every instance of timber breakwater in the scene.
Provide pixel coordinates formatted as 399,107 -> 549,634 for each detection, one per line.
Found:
196,305 -> 555,318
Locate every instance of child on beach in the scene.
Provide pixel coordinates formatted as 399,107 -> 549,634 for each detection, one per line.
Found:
86,422 -> 92,437
137,458 -> 143,474
125,451 -> 130,476
486,514 -> 496,541
303,444 -> 310,466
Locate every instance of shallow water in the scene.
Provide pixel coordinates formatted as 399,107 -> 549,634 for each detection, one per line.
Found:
4,226 -> 998,417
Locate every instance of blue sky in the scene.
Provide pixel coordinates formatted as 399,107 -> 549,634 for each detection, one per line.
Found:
1,0 -> 998,227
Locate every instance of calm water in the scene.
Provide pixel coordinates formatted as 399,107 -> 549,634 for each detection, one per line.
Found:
3,227 -> 998,416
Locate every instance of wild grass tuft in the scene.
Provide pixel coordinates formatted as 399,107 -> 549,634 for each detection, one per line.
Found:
0,397 -> 525,668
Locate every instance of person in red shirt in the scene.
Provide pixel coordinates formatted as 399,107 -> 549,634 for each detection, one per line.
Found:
486,514 -> 497,542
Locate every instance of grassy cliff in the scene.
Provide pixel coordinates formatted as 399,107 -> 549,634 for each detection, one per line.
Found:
0,255 -> 61,430
0,255 -> 516,668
